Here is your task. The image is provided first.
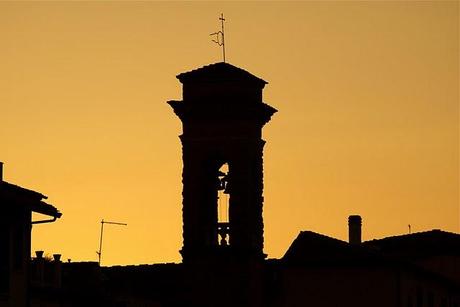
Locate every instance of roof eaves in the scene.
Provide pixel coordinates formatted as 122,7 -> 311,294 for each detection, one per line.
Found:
0,181 -> 47,200
32,201 -> 62,218
176,62 -> 267,85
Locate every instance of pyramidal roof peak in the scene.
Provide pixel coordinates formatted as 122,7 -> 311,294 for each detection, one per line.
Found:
176,62 -> 267,86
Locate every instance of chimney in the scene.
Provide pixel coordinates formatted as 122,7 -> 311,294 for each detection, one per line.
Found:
0,161 -> 3,181
348,215 -> 362,244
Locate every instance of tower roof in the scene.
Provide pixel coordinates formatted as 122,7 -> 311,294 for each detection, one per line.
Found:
176,62 -> 267,86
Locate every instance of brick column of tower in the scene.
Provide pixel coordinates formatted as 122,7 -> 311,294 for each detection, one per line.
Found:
168,62 -> 276,264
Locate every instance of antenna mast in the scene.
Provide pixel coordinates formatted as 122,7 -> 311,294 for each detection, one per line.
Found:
96,219 -> 127,266
210,13 -> 226,62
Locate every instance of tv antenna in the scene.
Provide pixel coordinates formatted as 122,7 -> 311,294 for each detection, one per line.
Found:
210,13 -> 226,62
96,219 -> 127,266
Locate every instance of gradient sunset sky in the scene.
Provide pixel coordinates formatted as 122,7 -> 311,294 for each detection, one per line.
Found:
1,1 -> 458,266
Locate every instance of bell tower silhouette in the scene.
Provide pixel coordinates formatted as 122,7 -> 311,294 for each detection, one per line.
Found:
168,62 -> 276,263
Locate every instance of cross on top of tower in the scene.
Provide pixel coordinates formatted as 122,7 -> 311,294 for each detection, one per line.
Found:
210,13 -> 226,62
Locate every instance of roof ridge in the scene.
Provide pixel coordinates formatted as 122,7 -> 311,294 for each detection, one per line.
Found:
364,229 -> 460,243
298,230 -> 348,244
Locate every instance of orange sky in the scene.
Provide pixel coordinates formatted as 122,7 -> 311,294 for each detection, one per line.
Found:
1,1 -> 458,266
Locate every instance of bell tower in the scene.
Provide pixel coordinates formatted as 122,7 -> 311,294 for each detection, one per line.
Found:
168,62 -> 276,264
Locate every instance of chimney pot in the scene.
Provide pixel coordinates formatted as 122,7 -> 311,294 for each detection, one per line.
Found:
348,215 -> 362,244
35,250 -> 44,259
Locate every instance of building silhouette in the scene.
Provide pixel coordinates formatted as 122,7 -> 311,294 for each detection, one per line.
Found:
168,62 -> 276,265
1,63 -> 459,307
0,162 -> 61,307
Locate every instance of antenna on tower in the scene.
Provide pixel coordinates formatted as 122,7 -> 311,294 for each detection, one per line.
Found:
210,13 -> 226,62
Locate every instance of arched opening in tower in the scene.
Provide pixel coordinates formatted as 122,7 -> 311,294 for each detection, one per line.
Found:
217,162 -> 230,246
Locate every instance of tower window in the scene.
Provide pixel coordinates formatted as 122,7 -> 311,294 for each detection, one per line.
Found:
218,163 -> 229,223
217,163 -> 230,246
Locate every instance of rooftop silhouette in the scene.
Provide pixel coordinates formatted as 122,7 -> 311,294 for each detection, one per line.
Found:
1,63 -> 459,307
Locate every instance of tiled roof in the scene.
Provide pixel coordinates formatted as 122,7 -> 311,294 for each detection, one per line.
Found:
0,180 -> 61,218
0,180 -> 46,200
31,201 -> 62,218
282,231 -> 375,264
283,229 -> 460,265
363,229 -> 460,257
176,62 -> 267,85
